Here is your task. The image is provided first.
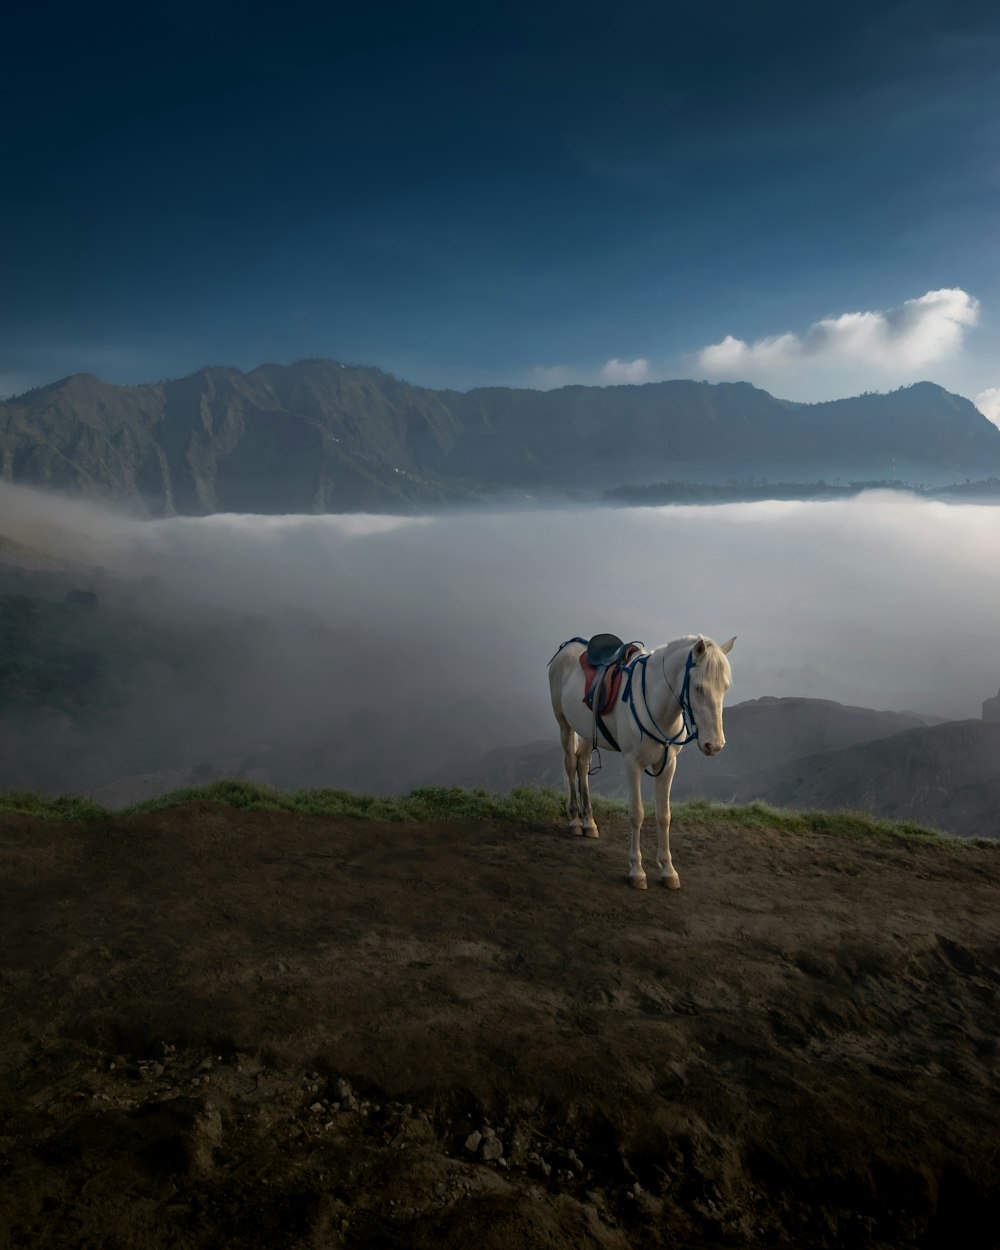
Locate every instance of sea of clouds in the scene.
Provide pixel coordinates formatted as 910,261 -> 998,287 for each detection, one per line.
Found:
2,483 -> 999,790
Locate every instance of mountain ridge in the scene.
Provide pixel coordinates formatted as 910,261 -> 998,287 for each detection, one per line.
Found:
2,360 -> 999,514
442,699 -> 1000,840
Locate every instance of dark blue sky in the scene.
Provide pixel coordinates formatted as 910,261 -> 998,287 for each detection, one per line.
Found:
3,0 -> 1000,405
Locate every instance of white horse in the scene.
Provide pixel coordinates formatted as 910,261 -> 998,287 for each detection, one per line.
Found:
548,634 -> 735,889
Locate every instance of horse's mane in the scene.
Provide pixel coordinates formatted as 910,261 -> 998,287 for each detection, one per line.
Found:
653,634 -> 731,681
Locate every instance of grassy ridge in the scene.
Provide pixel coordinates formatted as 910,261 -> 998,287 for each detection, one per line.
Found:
0,778 -> 994,847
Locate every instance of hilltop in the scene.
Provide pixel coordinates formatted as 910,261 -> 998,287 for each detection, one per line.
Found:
0,785 -> 996,1249
2,362 -> 999,513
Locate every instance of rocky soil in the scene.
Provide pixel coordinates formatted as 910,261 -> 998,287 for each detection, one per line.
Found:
1,802 -> 998,1248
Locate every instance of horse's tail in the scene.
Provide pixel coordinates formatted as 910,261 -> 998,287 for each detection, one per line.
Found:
547,636 -> 588,666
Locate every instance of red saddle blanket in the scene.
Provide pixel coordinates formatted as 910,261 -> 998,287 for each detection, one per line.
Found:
579,652 -> 629,714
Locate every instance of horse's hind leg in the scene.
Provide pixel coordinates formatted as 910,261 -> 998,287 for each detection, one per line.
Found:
558,720 -> 583,834
575,743 -> 599,837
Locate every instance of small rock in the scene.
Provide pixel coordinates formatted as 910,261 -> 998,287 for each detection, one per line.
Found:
480,1135 -> 504,1162
464,1130 -> 482,1154
340,1094 -> 358,1112
310,1102 -> 324,1113
197,1058 -> 214,1073
336,1078 -> 352,1099
506,1122 -> 531,1164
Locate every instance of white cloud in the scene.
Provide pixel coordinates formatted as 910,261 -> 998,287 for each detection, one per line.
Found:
974,387 -> 1000,429
696,288 -> 980,398
600,357 -> 650,383
530,358 -> 651,389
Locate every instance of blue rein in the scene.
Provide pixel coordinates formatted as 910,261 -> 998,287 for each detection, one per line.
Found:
549,638 -> 699,777
623,649 -> 699,776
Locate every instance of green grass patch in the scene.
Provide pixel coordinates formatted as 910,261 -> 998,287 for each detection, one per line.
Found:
124,779 -> 628,826
0,780 -> 994,848
672,798 -> 978,846
0,788 -> 110,822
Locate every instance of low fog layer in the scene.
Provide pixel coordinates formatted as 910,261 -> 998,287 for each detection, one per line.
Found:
2,482 -> 999,795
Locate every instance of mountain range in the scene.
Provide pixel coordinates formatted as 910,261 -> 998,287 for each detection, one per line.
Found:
442,696 -> 1000,840
3,360 -> 1000,514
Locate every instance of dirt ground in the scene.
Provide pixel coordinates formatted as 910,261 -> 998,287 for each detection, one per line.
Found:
0,803 -> 998,1249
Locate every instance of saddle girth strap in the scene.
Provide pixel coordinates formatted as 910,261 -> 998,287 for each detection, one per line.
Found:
591,665 -> 622,755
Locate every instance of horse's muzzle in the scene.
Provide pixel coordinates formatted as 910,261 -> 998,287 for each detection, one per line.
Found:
700,741 -> 724,756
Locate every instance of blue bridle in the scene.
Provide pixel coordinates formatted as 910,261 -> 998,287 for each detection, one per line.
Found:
622,648 -> 699,776
549,638 -> 700,778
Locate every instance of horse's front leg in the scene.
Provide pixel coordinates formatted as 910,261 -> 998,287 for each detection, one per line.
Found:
625,756 -> 647,888
575,743 -> 599,838
654,752 -> 681,889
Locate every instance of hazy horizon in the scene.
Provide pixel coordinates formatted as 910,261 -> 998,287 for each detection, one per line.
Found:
3,481 -> 999,798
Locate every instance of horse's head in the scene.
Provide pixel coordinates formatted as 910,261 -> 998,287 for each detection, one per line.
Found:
687,635 -> 736,756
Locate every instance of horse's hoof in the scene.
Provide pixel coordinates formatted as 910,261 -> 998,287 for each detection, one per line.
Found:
628,875 -> 648,890
583,825 -> 599,839
569,823 -> 583,836
662,874 -> 681,890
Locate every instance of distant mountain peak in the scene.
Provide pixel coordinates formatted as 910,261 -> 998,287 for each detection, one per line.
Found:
3,360 -> 999,514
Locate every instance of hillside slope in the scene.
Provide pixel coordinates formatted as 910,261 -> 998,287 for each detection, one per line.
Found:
723,718 -> 1000,838
0,796 -> 996,1249
0,363 -> 480,514
444,694 -> 963,811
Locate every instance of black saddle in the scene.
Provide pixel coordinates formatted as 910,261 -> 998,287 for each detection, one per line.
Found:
586,633 -> 631,668
581,633 -> 643,769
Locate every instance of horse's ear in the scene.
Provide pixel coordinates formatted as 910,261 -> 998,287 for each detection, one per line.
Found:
693,638 -> 707,659
720,636 -> 736,654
